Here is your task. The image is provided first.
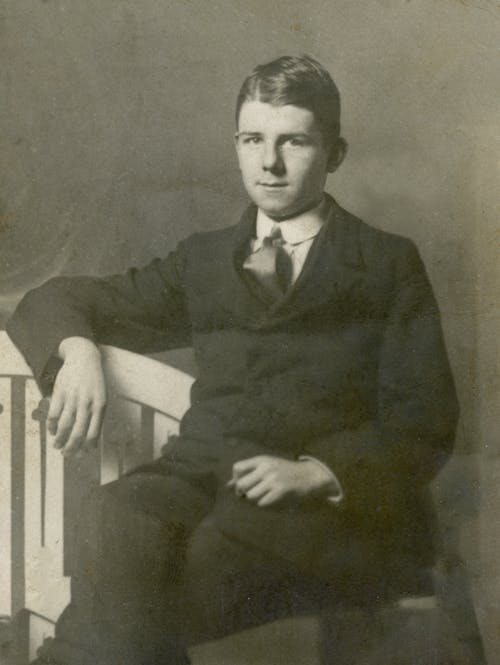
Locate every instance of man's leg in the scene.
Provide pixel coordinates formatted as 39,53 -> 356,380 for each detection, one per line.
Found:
34,471 -> 213,665
183,516 -> 333,646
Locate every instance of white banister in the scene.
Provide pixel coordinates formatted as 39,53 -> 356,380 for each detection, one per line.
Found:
24,378 -> 69,623
0,331 -> 194,658
0,374 -> 13,617
0,333 -> 71,623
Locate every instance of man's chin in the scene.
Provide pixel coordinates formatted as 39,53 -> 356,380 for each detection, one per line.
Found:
252,197 -> 297,220
259,207 -> 292,220
249,188 -> 325,220
256,201 -> 317,221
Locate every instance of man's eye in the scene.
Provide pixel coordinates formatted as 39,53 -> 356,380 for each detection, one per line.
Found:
285,137 -> 305,147
243,136 -> 262,145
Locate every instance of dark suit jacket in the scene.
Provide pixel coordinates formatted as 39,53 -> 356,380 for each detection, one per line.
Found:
7,195 -> 459,593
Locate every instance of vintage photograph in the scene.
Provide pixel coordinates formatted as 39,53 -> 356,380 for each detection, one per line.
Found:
1,1 -> 498,664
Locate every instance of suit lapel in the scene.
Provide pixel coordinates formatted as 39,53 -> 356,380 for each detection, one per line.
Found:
268,197 -> 366,321
207,197 -> 367,326
205,204 -> 271,323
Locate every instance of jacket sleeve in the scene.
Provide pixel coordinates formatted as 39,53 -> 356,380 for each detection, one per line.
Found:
302,240 -> 459,518
6,239 -> 192,396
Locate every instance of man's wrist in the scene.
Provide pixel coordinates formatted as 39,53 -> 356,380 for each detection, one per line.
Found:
58,336 -> 100,361
298,456 -> 344,503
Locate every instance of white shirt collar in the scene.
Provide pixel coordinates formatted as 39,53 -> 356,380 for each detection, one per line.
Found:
255,196 -> 328,246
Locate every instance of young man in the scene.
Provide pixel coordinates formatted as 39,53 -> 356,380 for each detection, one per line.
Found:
8,55 -> 458,664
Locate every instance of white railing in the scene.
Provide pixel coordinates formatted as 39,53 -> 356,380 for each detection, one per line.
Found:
0,331 -> 194,660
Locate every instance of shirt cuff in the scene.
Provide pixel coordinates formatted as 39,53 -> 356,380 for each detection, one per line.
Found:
298,455 -> 344,504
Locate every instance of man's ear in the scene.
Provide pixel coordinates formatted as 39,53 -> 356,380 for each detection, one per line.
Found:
327,137 -> 348,173
234,132 -> 242,168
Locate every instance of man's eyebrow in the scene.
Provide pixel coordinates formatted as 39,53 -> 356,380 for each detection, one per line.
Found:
281,132 -> 310,139
235,131 -> 312,138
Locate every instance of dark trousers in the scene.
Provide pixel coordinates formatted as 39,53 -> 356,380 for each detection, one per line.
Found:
36,467 -> 335,665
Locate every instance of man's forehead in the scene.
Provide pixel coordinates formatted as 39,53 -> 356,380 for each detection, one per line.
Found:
237,100 -> 319,134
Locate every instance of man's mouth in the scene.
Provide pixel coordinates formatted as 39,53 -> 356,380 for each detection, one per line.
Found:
258,182 -> 287,188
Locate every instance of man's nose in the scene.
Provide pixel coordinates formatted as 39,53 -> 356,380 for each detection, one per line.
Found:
262,141 -> 283,172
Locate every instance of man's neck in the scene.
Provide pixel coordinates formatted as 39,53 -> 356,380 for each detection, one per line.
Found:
256,196 -> 329,244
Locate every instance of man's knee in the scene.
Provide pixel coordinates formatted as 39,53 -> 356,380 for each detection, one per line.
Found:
74,473 -> 211,591
184,517 -> 308,641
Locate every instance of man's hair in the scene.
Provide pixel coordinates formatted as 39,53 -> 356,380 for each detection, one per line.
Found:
236,55 -> 341,145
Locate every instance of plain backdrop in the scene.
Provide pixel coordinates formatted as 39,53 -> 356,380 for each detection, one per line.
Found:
0,0 -> 498,661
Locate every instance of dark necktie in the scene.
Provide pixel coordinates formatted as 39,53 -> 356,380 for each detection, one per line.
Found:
243,225 -> 293,299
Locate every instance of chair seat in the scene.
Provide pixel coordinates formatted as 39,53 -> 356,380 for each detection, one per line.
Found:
190,596 -> 477,665
189,615 -> 322,665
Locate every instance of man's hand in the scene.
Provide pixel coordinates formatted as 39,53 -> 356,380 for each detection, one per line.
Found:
227,455 -> 336,507
47,337 -> 106,457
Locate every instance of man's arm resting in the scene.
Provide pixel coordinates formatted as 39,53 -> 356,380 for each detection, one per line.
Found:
227,455 -> 342,507
6,244 -> 192,396
47,336 -> 107,456
301,241 -> 459,519
297,455 -> 344,504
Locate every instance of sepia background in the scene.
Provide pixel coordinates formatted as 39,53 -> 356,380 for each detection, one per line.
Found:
0,0 -> 498,661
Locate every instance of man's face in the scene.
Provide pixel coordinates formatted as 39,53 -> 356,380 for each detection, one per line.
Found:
235,100 -> 334,220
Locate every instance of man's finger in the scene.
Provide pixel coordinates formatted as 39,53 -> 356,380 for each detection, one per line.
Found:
61,407 -> 92,457
52,400 -> 77,449
245,479 -> 272,502
235,469 -> 266,493
82,409 -> 104,451
257,489 -> 282,507
232,456 -> 265,478
87,405 -> 105,440
47,391 -> 65,436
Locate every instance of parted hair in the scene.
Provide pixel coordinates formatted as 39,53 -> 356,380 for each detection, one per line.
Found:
236,55 -> 342,146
